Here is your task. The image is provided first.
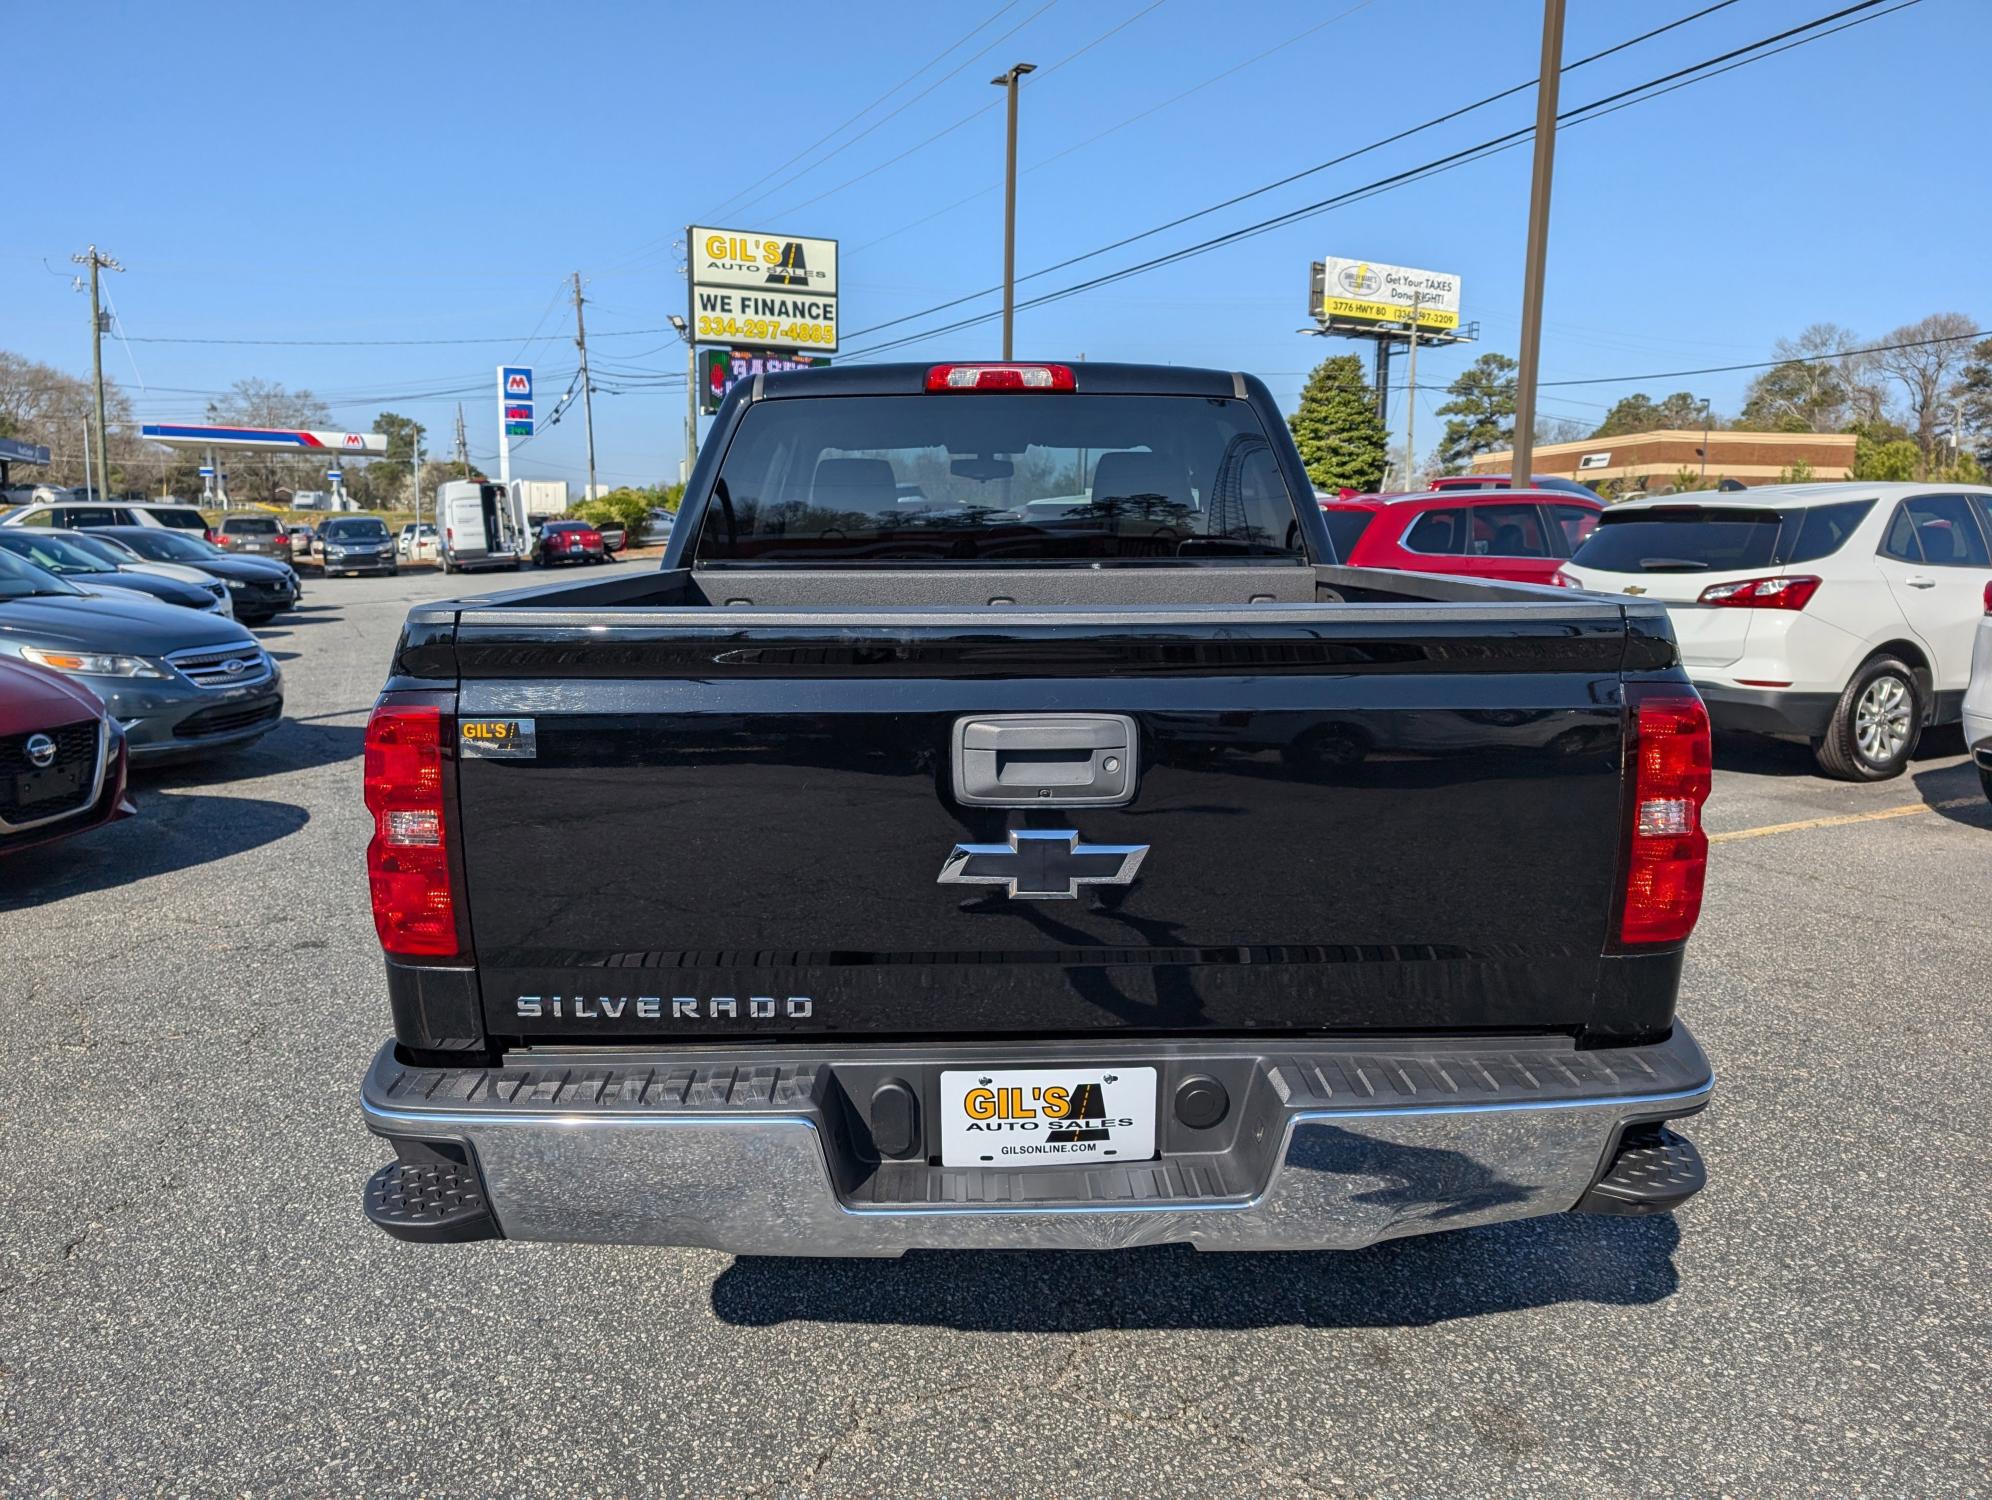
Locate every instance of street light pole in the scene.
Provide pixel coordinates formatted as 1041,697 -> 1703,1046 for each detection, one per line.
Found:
1508,0 -> 1566,488
991,62 -> 1036,360
1699,397 -> 1712,481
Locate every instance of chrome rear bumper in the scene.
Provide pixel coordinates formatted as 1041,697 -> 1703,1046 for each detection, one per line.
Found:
360,1028 -> 1711,1255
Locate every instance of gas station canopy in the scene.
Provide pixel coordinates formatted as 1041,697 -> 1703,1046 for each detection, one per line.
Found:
140,424 -> 386,455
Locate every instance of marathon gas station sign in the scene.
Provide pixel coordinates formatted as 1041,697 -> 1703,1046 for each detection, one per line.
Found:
688,227 -> 838,353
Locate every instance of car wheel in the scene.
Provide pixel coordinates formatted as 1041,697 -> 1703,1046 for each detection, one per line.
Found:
387,567 -> 399,578
440,555 -> 454,575
1813,655 -> 1922,781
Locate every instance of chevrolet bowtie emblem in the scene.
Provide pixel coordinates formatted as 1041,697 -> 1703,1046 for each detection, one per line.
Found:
937,829 -> 1148,901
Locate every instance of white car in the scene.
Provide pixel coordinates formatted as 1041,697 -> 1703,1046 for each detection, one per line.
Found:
397,522 -> 439,562
1966,587 -> 1992,802
1560,482 -> 1992,781
0,498 -> 213,538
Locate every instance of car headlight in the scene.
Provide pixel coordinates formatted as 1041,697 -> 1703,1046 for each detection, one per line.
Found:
225,578 -> 246,589
22,646 -> 168,679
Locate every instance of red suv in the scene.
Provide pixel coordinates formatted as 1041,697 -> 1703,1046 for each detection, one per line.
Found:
1320,488 -> 1602,585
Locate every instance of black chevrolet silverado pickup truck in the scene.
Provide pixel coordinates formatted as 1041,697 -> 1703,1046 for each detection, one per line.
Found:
358,360 -> 1714,1254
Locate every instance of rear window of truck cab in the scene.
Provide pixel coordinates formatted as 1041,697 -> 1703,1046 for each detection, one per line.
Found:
693,393 -> 1305,564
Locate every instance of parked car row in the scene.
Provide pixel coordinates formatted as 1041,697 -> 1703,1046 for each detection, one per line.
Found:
1323,479 -> 1992,786
0,539 -> 287,858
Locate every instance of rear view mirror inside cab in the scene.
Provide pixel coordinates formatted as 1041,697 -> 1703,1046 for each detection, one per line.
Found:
950,456 -> 1015,483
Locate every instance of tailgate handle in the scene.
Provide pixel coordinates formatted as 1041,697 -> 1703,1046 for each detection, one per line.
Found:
953,714 -> 1137,806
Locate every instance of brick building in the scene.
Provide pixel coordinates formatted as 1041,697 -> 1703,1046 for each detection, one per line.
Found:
1470,429 -> 1856,491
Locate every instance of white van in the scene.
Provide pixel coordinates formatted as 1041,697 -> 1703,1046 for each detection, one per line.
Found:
438,481 -> 525,573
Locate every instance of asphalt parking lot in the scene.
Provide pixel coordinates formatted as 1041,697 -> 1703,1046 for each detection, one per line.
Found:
3,566 -> 1988,1497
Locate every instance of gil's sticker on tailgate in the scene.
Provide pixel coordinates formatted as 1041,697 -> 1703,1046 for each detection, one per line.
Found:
938,1067 -> 1157,1168
459,717 -> 536,759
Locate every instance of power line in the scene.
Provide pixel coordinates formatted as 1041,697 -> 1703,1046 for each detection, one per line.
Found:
1536,324 -> 1989,390
757,0 -> 1165,228
838,0 -> 1915,362
695,0 -> 1028,224
721,0 -> 1064,225
121,327 -> 675,348
851,0 -> 1382,255
837,0 -> 1746,347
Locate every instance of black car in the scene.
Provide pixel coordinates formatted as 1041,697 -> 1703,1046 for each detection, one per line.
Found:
0,530 -> 229,615
87,527 -> 301,624
317,516 -> 398,577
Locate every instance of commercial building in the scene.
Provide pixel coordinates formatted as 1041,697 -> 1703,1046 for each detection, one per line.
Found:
1471,429 -> 1856,491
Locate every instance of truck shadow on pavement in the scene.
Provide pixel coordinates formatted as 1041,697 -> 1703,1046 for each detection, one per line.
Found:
0,790 -> 308,910
710,1213 -> 1682,1331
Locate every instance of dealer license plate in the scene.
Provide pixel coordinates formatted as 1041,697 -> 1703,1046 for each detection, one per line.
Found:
938,1067 -> 1157,1168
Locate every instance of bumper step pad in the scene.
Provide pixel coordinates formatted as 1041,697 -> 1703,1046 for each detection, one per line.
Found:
364,1143 -> 500,1243
1576,1125 -> 1706,1215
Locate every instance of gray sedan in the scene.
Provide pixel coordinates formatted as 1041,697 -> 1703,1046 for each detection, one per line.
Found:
0,550 -> 283,763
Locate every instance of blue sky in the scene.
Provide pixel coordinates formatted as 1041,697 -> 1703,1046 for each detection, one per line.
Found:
5,0 -> 1983,489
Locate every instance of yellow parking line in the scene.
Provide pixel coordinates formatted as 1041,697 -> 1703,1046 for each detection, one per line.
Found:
1710,798 -> 1980,844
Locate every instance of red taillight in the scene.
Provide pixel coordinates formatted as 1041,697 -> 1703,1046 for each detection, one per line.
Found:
925,362 -> 1076,392
1982,579 -> 1991,614
1616,687 -> 1711,948
1697,574 -> 1821,610
1550,567 -> 1580,589
363,704 -> 459,958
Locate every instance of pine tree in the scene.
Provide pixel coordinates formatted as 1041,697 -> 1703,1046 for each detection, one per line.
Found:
1287,355 -> 1388,493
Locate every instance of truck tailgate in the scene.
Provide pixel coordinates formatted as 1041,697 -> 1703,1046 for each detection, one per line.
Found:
444,601 -> 1640,1042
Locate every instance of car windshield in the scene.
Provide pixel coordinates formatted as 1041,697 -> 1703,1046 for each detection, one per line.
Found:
696,392 -> 1303,565
323,519 -> 389,540
0,532 -> 113,575
0,548 -> 84,598
103,527 -> 220,562
1571,500 -> 1875,573
60,532 -> 142,565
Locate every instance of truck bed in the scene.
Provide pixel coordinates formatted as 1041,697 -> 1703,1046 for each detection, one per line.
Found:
381,565 -> 1681,1053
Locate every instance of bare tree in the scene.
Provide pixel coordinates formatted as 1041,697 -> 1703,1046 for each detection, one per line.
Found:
0,350 -> 141,490
205,379 -> 335,502
1872,312 -> 1979,456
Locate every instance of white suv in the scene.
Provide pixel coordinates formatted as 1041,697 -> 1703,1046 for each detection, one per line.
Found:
1560,482 -> 1992,781
1966,590 -> 1992,802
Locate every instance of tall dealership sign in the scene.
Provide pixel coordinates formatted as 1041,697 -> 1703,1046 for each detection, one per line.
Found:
1310,258 -> 1461,332
686,227 -> 839,354
496,366 -> 532,484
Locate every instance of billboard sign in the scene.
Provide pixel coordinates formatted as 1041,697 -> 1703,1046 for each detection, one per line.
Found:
1313,258 -> 1460,331
700,348 -> 831,414
688,226 -> 838,353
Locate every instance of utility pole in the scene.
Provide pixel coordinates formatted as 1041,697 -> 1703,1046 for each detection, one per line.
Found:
72,245 -> 123,499
454,403 -> 469,469
1403,291 -> 1422,490
1508,0 -> 1566,488
411,429 -> 423,530
1699,397 -> 1712,481
990,62 -> 1036,360
572,272 -> 599,502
